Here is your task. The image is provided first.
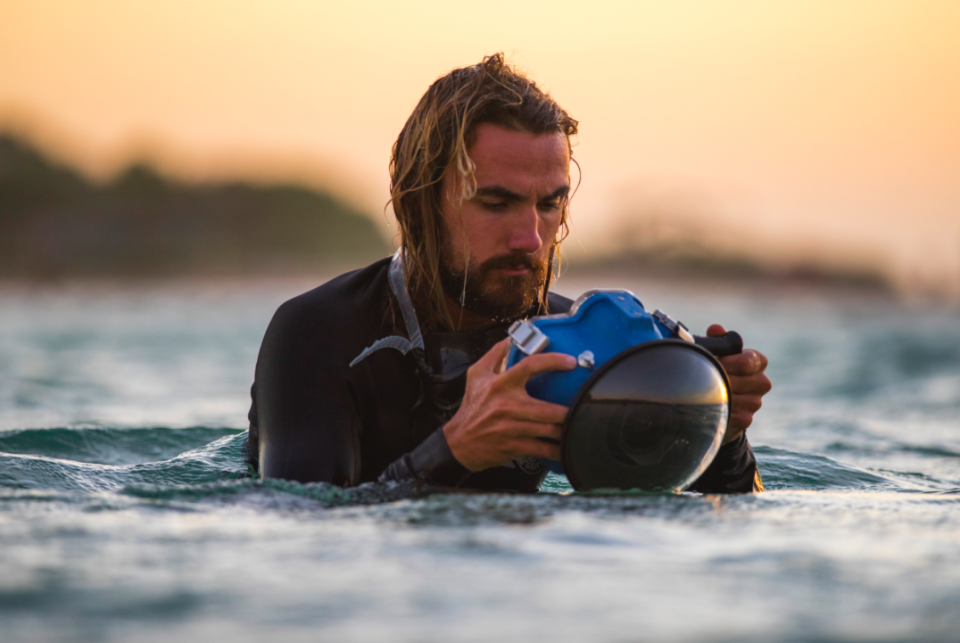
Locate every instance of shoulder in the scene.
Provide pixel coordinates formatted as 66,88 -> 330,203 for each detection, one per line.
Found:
262,257 -> 392,361
272,257 -> 391,331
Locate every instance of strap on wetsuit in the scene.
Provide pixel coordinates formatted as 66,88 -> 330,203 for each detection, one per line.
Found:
350,250 -> 421,368
349,251 -> 471,486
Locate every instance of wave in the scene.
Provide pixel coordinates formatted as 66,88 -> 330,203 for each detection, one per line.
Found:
0,427 -> 954,499
755,445 -> 908,490
0,430 -> 249,493
0,426 -> 243,465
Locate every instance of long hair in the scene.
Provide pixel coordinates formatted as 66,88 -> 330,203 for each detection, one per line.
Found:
389,53 -> 578,332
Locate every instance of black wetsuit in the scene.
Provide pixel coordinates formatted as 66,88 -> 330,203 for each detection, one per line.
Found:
247,256 -> 761,493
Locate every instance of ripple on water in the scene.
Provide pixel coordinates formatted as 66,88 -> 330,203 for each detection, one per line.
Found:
1,287 -> 959,642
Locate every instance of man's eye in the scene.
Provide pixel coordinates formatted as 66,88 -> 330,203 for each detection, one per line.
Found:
538,200 -> 562,212
481,201 -> 508,211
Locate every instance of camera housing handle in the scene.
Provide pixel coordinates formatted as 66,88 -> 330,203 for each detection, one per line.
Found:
693,331 -> 744,358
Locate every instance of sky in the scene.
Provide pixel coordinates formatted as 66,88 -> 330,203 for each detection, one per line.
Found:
2,0 -> 959,295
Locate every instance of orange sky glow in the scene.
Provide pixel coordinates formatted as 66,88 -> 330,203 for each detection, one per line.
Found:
2,1 -> 959,295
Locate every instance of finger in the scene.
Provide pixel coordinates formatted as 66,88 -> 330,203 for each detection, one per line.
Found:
503,351 -> 577,385
499,398 -> 569,425
515,439 -> 562,461
472,337 -> 514,373
707,323 -> 727,337
728,411 -> 755,432
728,373 -> 773,396
720,349 -> 768,376
489,420 -> 563,442
730,394 -> 763,414
511,421 -> 563,441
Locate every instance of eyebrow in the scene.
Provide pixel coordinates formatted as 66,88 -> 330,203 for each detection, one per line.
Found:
473,185 -> 570,202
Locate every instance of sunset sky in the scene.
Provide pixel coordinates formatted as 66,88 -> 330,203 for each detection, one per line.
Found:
2,1 -> 958,294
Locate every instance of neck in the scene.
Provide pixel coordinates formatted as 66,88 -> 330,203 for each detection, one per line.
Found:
441,289 -> 549,332
442,297 -> 500,332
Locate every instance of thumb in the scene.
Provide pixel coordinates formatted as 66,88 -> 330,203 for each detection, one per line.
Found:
706,323 -> 727,337
473,337 -> 513,373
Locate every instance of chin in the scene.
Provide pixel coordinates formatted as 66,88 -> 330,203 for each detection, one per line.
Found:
481,276 -> 541,320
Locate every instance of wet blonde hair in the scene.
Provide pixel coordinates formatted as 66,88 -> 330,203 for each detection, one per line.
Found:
389,53 -> 578,331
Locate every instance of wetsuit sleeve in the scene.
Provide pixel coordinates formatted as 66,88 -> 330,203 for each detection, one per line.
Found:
253,297 -> 362,486
687,433 -> 763,493
378,428 -> 471,486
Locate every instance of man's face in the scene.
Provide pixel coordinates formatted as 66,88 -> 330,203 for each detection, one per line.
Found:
439,123 -> 570,322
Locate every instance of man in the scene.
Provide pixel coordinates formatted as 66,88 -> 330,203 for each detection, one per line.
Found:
246,54 -> 771,493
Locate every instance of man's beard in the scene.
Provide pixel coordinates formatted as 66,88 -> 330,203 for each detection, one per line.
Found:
439,245 -> 550,323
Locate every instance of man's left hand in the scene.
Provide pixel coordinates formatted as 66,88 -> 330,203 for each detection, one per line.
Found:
707,324 -> 772,444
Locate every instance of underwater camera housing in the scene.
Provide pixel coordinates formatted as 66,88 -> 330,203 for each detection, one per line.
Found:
506,290 -> 743,492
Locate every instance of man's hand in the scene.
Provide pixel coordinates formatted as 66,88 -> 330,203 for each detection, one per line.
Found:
443,338 -> 577,472
707,324 -> 772,444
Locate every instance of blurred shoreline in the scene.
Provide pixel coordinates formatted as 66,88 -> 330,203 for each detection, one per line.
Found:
0,261 -> 909,311
0,133 -> 390,280
3,131 -> 952,306
559,252 -> 897,298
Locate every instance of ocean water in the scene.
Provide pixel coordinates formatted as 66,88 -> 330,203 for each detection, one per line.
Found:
1,275 -> 958,643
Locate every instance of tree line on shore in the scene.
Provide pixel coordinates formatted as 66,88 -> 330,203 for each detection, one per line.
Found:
0,135 -> 391,279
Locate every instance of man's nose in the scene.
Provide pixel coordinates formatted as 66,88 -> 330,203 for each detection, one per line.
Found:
507,205 -> 543,254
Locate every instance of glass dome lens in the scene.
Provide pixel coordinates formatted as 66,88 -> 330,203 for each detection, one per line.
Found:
562,342 -> 729,492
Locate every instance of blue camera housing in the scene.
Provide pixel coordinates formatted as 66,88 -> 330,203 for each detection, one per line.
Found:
506,290 -> 674,403
506,290 -> 678,475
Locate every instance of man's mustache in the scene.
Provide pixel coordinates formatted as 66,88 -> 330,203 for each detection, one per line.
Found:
478,252 -> 544,274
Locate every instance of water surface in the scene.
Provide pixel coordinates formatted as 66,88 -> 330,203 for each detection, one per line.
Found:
1,277 -> 958,642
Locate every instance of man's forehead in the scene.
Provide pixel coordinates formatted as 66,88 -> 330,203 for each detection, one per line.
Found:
468,124 -> 570,188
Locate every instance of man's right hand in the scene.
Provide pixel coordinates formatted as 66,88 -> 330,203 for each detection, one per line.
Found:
442,337 -> 577,472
